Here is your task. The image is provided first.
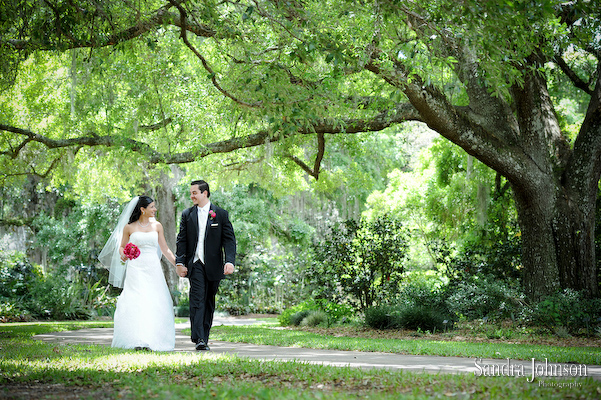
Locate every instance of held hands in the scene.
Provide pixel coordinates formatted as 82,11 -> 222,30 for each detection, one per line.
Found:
224,263 -> 234,275
176,264 -> 188,277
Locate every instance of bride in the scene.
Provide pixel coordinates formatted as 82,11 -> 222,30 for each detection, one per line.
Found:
99,196 -> 180,351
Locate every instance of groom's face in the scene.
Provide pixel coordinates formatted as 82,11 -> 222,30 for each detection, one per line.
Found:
190,184 -> 209,207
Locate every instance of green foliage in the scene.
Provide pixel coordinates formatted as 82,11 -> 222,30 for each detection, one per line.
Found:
34,199 -> 120,276
364,304 -> 449,332
0,251 -> 43,298
0,301 -> 29,322
364,305 -> 398,330
396,306 -> 448,332
365,271 -> 453,331
213,184 -> 315,315
531,289 -> 601,334
366,137 -> 521,276
446,275 -> 526,321
290,310 -> 312,326
279,300 -> 320,326
300,310 -> 328,327
25,272 -> 91,320
0,248 -> 115,321
310,214 -> 409,309
315,299 -> 354,324
174,291 -> 190,317
433,232 -> 522,285
396,270 -> 449,311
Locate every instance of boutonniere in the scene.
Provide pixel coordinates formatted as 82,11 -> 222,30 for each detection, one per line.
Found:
209,210 -> 216,220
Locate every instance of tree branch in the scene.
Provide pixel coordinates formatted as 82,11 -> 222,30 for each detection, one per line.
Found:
553,55 -> 594,96
1,102 -> 421,173
286,133 -> 326,179
4,3 -> 216,52
0,218 -> 35,228
168,0 -> 261,108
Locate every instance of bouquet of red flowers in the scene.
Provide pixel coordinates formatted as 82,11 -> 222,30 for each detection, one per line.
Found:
123,242 -> 140,260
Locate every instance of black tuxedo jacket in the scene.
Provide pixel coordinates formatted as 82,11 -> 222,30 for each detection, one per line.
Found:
175,204 -> 236,281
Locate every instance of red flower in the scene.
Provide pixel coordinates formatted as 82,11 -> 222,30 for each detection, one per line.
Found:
209,210 -> 216,220
123,243 -> 140,260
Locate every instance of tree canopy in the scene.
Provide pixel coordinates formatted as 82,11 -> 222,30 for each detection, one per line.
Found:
1,0 -> 600,299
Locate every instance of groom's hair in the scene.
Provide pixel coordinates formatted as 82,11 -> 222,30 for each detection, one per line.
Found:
191,180 -> 210,197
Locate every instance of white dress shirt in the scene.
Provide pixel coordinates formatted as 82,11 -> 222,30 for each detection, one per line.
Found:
194,203 -> 211,263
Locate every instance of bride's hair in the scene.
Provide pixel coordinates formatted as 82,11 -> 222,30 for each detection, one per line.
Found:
129,196 -> 154,224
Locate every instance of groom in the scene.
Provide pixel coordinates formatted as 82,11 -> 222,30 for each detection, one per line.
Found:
175,180 -> 236,351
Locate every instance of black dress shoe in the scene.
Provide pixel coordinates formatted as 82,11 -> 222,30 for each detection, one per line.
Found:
195,340 -> 209,351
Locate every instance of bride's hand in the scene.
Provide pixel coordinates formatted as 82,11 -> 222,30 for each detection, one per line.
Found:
176,264 -> 187,277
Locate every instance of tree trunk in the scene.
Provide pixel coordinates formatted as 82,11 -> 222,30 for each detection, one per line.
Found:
512,177 -> 598,300
155,166 -> 183,303
553,185 -> 598,296
512,182 -> 561,299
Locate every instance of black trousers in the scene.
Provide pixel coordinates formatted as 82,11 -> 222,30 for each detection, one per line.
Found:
188,260 -> 221,344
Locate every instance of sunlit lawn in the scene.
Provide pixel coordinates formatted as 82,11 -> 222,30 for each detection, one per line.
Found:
209,324 -> 601,365
0,322 -> 601,400
0,321 -> 600,399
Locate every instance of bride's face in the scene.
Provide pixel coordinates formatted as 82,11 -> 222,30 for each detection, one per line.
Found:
141,202 -> 157,218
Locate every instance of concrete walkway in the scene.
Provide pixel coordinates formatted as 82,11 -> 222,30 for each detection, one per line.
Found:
33,316 -> 601,381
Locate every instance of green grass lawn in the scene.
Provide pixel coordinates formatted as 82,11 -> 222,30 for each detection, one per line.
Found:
208,324 -> 601,365
1,321 -> 600,399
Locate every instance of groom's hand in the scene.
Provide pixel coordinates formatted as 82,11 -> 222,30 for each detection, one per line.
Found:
224,263 -> 234,275
176,263 -> 188,277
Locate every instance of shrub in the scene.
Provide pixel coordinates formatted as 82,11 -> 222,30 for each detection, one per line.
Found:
290,310 -> 312,326
26,274 -> 91,320
397,305 -> 448,332
397,271 -> 449,311
365,303 -> 449,332
0,252 -> 43,298
310,216 -> 408,310
446,275 -> 526,321
0,299 -> 31,322
175,291 -> 190,317
531,289 -> 601,333
364,305 -> 401,330
301,311 -> 328,327
279,300 -> 320,326
0,250 -> 110,320
315,299 -> 354,325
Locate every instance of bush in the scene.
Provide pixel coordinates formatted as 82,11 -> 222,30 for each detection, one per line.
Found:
445,275 -> 526,321
0,299 -> 31,322
0,252 -> 43,298
397,305 -> 448,332
0,250 -> 115,320
310,216 -> 408,310
175,291 -> 190,317
290,310 -> 311,326
364,305 -> 400,329
315,299 -> 355,323
531,289 -> 601,333
279,300 -> 320,326
364,303 -> 450,332
301,311 -> 328,327
397,271 -> 449,310
26,274 -> 91,320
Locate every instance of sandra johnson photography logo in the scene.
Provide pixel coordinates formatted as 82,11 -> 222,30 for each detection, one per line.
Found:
474,358 -> 588,382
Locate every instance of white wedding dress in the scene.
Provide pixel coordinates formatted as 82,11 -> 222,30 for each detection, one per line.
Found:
112,231 -> 175,351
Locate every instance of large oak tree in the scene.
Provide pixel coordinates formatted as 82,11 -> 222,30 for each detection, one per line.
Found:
1,0 -> 600,299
